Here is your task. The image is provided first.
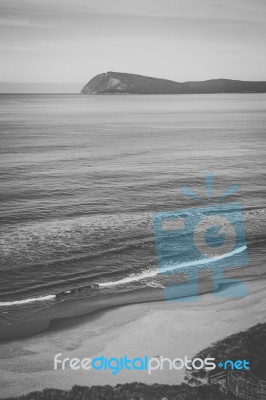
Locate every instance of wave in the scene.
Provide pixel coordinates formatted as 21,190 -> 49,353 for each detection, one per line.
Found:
0,245 -> 247,306
99,245 -> 247,287
0,294 -> 56,307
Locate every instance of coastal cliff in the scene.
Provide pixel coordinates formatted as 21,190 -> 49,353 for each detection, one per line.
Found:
81,71 -> 266,94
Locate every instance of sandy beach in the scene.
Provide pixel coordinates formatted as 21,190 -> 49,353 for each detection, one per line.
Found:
1,1 -> 266,398
0,277 -> 265,398
0,274 -> 218,340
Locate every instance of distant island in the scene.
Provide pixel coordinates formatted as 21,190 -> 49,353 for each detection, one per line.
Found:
81,71 -> 266,95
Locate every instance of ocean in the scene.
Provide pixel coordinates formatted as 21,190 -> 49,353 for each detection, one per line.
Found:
0,94 -> 265,322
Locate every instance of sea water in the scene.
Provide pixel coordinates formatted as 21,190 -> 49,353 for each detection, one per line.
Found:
0,93 -> 265,314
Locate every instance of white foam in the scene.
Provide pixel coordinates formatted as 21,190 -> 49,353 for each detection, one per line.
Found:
0,294 -> 56,307
99,245 -> 247,287
0,246 -> 247,303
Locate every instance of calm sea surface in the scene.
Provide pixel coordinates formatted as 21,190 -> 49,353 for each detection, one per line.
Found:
0,94 -> 265,312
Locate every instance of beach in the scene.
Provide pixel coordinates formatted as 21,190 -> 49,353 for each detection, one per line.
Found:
0,93 -> 266,398
0,277 -> 265,398
1,0 -> 266,397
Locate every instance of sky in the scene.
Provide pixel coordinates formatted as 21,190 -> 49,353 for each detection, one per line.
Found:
0,0 -> 266,92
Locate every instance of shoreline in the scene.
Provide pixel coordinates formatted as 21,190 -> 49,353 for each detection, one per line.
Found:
0,278 -> 265,398
1,274 -> 265,341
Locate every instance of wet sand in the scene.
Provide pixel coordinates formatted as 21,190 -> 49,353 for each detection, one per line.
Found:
0,275 -> 218,341
0,278 -> 265,398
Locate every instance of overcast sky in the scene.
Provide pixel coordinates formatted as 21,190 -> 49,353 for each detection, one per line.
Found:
0,0 -> 266,91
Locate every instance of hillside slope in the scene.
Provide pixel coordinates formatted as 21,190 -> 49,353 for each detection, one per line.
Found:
81,72 -> 266,94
